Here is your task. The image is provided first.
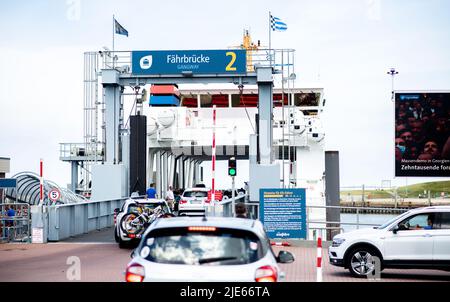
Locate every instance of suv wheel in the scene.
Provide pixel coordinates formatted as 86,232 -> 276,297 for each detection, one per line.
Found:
347,247 -> 379,278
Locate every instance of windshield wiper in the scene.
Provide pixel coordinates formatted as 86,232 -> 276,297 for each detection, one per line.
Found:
198,256 -> 238,264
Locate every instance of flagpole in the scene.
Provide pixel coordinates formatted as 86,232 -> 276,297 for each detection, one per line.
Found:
112,14 -> 115,68
268,11 -> 272,65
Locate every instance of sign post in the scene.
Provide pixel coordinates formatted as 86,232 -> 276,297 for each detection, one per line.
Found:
231,176 -> 236,217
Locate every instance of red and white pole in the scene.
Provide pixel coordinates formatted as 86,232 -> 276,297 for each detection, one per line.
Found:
211,105 -> 216,204
39,158 -> 44,205
317,237 -> 323,282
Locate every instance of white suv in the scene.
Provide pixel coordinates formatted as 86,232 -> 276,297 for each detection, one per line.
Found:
329,206 -> 450,277
178,187 -> 211,216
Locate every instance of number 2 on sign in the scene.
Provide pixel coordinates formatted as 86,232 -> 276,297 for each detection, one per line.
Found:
226,52 -> 237,71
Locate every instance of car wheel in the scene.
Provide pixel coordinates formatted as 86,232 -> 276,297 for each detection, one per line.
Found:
347,247 -> 379,278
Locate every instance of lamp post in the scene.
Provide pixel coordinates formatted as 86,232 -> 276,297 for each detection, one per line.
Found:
387,68 -> 399,102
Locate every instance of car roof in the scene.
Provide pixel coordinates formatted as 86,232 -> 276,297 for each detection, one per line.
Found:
126,198 -> 166,204
408,205 -> 450,213
183,187 -> 210,192
147,216 -> 265,236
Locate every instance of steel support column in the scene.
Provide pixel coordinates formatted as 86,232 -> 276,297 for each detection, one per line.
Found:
155,151 -> 161,198
103,81 -> 121,164
256,67 -> 274,165
71,161 -> 79,193
147,150 -> 155,188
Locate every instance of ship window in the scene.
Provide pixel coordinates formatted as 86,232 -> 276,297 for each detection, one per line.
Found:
181,96 -> 198,108
294,92 -> 320,107
200,95 -> 213,108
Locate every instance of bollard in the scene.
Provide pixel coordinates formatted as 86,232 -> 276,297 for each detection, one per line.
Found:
317,237 -> 323,282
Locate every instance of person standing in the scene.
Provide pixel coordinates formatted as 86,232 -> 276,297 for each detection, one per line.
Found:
146,183 -> 157,199
165,186 -> 175,210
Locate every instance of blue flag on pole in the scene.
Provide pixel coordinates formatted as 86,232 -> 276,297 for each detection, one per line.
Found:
114,18 -> 128,36
270,14 -> 287,31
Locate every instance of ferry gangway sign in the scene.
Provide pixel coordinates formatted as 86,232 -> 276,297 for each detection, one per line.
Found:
131,50 -> 247,75
260,188 -> 307,239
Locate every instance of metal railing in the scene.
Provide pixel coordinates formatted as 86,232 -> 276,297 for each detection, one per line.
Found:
221,203 -> 409,241
0,203 -> 31,243
97,49 -> 292,74
59,143 -> 104,160
47,197 -> 128,241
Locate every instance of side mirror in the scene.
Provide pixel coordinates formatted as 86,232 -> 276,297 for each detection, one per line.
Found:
276,251 -> 295,264
392,225 -> 399,234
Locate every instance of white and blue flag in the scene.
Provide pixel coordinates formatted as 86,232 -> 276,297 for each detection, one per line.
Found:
114,18 -> 128,36
270,14 -> 287,31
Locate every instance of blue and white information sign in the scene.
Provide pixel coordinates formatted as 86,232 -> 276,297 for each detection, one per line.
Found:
260,188 -> 307,239
131,50 -> 247,75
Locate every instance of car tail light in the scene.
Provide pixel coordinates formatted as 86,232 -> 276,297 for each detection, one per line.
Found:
125,263 -> 145,282
179,199 -> 187,204
255,265 -> 277,282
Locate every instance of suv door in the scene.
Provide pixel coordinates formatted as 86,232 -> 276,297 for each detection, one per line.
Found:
383,213 -> 435,262
433,211 -> 450,265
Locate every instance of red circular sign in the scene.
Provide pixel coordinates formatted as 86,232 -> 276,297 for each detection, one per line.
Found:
49,189 -> 61,202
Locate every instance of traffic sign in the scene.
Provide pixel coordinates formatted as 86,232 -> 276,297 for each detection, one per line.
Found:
132,50 -> 247,75
207,190 -> 223,202
48,189 -> 61,202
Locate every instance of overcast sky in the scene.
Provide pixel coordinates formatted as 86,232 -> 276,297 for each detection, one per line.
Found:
1,0 -> 450,189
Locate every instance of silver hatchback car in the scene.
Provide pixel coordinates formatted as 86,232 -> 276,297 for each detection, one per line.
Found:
125,216 -> 295,282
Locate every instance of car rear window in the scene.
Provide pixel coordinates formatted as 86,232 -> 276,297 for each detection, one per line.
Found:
140,227 -> 266,265
183,191 -> 208,198
128,203 -> 168,213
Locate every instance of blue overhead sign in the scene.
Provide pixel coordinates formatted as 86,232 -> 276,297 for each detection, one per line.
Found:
0,178 -> 17,188
131,50 -> 247,75
260,188 -> 307,239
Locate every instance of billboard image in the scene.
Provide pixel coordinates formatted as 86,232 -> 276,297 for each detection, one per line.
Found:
395,92 -> 450,177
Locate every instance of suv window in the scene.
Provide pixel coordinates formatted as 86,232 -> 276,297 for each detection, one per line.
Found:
141,227 -> 266,265
398,213 -> 436,231
183,191 -> 208,198
436,212 -> 450,229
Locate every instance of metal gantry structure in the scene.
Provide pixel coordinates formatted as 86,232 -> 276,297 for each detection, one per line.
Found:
60,48 -> 301,200
59,47 -> 327,226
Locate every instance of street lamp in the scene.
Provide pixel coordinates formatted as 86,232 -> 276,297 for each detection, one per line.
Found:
387,68 -> 399,101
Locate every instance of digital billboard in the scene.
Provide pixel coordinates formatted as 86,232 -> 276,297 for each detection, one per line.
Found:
395,92 -> 450,177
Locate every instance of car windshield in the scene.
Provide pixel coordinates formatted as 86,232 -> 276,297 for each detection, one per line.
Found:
377,211 -> 411,229
141,227 -> 265,265
183,191 -> 208,198
128,203 -> 168,213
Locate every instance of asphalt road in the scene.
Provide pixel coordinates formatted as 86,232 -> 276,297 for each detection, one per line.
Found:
0,228 -> 449,282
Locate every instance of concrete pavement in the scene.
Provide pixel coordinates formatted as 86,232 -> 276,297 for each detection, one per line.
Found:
0,228 -> 449,282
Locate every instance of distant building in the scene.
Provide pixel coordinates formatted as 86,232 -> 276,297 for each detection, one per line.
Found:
0,157 -> 11,201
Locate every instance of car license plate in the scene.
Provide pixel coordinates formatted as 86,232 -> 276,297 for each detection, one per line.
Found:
191,200 -> 201,204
